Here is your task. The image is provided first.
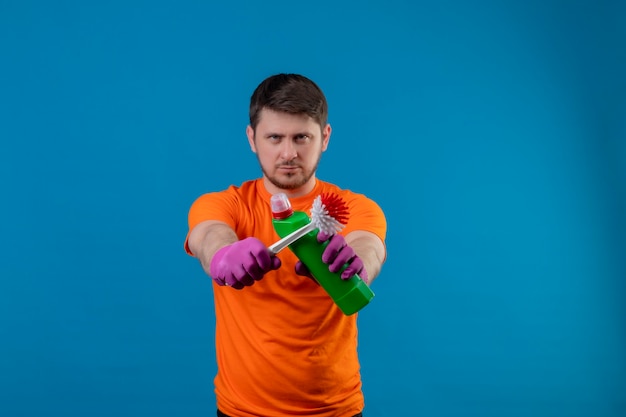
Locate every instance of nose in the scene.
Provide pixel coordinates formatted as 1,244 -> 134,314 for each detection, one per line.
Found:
280,141 -> 298,160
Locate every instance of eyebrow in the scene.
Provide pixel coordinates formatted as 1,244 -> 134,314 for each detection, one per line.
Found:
264,131 -> 313,138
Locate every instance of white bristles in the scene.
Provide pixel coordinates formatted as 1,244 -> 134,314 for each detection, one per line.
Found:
268,195 -> 344,255
311,195 -> 344,234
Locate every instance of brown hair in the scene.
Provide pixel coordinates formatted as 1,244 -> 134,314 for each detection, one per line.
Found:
249,73 -> 328,130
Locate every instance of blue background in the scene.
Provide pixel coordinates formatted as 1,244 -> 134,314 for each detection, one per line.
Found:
1,1 -> 625,416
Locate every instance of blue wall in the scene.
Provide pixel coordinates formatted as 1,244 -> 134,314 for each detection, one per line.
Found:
1,1 -> 624,416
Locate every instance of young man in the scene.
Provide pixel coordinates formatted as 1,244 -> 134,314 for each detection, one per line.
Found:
184,73 -> 387,417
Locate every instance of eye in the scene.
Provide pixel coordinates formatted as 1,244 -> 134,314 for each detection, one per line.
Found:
295,134 -> 310,142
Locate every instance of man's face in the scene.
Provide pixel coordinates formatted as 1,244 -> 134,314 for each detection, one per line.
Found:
247,108 -> 330,195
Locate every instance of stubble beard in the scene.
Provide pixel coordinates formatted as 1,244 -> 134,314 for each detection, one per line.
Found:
259,153 -> 322,191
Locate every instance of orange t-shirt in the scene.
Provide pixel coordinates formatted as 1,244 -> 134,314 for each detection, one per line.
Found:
185,179 -> 387,417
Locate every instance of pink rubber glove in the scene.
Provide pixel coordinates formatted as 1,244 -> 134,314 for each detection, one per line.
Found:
209,237 -> 281,289
294,232 -> 368,283
295,261 -> 317,283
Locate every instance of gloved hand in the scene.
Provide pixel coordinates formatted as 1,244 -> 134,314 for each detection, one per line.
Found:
209,237 -> 281,289
295,260 -> 317,283
294,232 -> 368,283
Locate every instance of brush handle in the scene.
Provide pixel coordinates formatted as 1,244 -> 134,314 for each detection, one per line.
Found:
268,222 -> 317,255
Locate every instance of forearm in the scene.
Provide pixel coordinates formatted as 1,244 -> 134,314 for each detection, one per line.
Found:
346,231 -> 386,284
188,221 -> 239,277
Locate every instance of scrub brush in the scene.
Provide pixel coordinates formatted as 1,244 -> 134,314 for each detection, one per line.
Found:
268,193 -> 349,255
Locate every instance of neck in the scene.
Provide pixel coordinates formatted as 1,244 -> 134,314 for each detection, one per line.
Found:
262,176 -> 317,198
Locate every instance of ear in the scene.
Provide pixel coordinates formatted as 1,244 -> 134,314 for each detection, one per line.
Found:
321,123 -> 331,152
246,125 -> 257,153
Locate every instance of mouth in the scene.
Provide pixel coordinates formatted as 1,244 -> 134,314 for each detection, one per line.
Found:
276,166 -> 301,178
277,164 -> 300,172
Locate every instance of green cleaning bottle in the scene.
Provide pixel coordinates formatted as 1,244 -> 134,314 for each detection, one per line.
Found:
270,193 -> 375,315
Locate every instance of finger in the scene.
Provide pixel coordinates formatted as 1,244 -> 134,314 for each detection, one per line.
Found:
249,242 -> 273,271
228,262 -> 247,281
231,281 -> 245,290
270,256 -> 282,270
317,231 -> 332,243
238,273 -> 255,286
330,245 -> 357,272
224,269 -> 247,288
295,262 -> 319,285
295,261 -> 311,277
224,272 -> 238,287
321,234 -> 346,264
341,257 -> 364,279
243,261 -> 264,282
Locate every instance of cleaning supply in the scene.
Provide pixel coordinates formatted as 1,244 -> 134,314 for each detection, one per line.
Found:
268,193 -> 346,255
269,192 -> 375,315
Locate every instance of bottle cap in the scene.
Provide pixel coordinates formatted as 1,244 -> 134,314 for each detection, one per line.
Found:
270,193 -> 293,219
